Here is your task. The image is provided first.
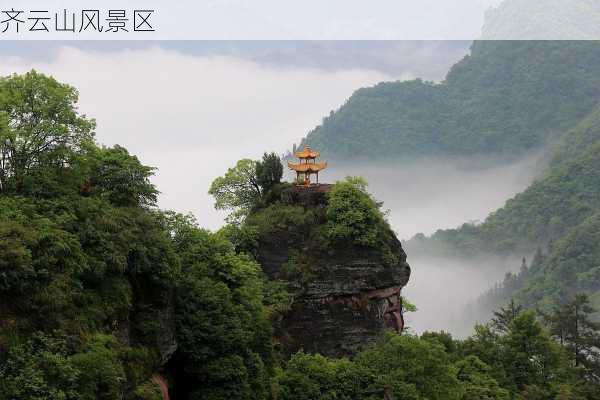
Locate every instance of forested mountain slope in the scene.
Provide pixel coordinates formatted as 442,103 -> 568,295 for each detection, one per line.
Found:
518,211 -> 600,308
299,41 -> 600,160
410,105 -> 600,252
407,103 -> 600,313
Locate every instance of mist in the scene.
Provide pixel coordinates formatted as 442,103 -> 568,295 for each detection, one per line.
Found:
0,46 -> 397,229
321,154 -> 546,337
401,253 -> 523,337
1,43 -> 546,338
324,153 -> 546,240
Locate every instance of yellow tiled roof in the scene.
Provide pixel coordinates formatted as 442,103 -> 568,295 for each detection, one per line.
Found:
294,146 -> 320,159
287,161 -> 327,172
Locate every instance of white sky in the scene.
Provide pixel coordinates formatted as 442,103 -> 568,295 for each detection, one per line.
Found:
4,0 -> 503,40
1,46 -> 399,228
1,41 -> 538,236
4,1 -> 600,40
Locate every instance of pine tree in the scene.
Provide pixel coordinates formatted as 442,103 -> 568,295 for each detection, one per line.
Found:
256,152 -> 283,193
545,294 -> 600,382
519,257 -> 528,279
492,299 -> 523,333
564,295 -> 600,369
529,246 -> 545,274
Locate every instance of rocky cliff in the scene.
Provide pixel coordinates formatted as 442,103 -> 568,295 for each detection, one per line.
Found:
246,183 -> 410,357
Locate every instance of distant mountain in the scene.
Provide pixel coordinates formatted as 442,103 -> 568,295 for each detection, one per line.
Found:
482,0 -> 600,40
298,41 -> 600,161
411,108 -> 600,254
408,105 -> 600,310
517,211 -> 600,308
0,41 -> 470,81
299,39 -> 600,313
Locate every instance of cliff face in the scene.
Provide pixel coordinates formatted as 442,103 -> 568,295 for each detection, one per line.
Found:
253,184 -> 410,357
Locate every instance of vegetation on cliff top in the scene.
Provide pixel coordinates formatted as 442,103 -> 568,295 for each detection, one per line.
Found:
217,172 -> 400,283
207,153 -> 397,256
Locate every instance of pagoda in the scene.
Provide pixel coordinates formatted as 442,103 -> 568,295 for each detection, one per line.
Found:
288,146 -> 327,186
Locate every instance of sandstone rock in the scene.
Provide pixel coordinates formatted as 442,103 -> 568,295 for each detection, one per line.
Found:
255,184 -> 410,357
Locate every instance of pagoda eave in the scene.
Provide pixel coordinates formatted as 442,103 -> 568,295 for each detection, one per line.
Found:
287,162 -> 327,173
294,148 -> 320,159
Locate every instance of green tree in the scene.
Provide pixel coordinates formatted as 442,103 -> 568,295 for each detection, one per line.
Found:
325,177 -> 387,247
355,333 -> 463,400
169,216 -> 273,400
209,159 -> 261,222
0,333 -> 80,400
454,355 -> 509,400
256,152 -> 283,193
87,145 -> 158,207
279,334 -> 466,400
278,352 -> 363,400
0,196 -> 86,323
544,294 -> 600,380
563,294 -> 600,370
492,299 -> 523,333
540,303 -> 571,347
70,334 -> 126,400
421,331 -> 457,357
0,70 -> 95,194
502,311 -> 573,393
461,324 -> 507,386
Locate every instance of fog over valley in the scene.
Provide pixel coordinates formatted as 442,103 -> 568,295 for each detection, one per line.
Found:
323,154 -> 546,240
321,154 -> 547,336
1,41 -> 549,337
0,43 -> 467,230
402,253 -> 525,337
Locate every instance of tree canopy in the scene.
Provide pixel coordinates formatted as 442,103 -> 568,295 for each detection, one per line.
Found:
0,71 -> 276,400
0,70 -> 95,194
209,153 -> 284,223
325,177 -> 388,247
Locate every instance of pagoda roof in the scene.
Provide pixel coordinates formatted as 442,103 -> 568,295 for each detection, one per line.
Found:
295,146 -> 320,159
288,161 -> 327,173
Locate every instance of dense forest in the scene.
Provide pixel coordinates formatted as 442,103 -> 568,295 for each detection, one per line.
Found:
2,70 -> 600,399
299,41 -> 600,160
408,102 -> 600,312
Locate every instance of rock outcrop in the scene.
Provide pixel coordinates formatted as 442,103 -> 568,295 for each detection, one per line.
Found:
253,184 -> 410,357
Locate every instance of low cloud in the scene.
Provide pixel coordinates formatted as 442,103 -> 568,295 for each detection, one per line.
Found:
326,154 -> 545,240
402,252 -> 523,337
1,46 -> 393,228
2,45 -> 545,337
324,155 -> 545,337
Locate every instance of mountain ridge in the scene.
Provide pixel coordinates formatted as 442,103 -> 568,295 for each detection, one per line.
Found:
298,41 -> 600,162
